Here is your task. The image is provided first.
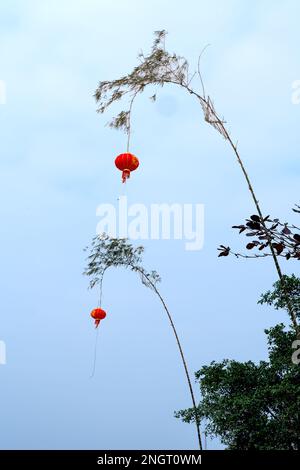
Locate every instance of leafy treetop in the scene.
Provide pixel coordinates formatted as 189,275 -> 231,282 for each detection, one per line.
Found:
175,323 -> 300,450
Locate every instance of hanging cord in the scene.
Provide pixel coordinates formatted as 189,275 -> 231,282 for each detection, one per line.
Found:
90,272 -> 106,378
90,326 -> 100,378
98,271 -> 105,307
116,183 -> 126,206
126,91 -> 139,153
117,173 -> 127,199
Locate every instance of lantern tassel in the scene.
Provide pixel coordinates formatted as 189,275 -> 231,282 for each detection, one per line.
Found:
95,319 -> 100,328
122,169 -> 131,183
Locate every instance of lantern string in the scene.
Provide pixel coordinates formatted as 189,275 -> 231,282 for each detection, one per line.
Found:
91,274 -> 105,378
117,174 -> 127,202
90,326 -> 99,378
117,165 -> 127,203
98,273 -> 104,307
126,107 -> 131,153
126,90 -> 139,152
126,131 -> 130,153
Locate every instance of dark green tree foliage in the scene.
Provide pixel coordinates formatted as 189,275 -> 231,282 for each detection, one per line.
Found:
176,277 -> 300,449
176,324 -> 300,449
259,275 -> 300,322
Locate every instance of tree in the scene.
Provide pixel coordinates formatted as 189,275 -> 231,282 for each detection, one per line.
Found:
84,235 -> 202,449
218,208 -> 300,263
90,30 -> 300,448
218,206 -> 300,334
94,30 -> 298,331
176,278 -> 300,449
259,275 -> 300,323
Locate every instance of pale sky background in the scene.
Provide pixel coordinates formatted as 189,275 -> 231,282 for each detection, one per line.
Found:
0,0 -> 299,450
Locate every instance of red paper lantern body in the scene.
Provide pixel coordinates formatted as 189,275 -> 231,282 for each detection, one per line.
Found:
115,153 -> 139,183
90,308 -> 107,328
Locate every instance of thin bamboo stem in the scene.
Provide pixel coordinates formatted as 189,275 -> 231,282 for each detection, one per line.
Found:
220,123 -> 299,334
135,267 -> 202,450
169,81 -> 299,334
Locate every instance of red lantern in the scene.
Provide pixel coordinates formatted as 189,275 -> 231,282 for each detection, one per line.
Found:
115,153 -> 139,183
90,308 -> 106,328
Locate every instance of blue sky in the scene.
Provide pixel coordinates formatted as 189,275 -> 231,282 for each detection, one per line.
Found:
0,0 -> 299,450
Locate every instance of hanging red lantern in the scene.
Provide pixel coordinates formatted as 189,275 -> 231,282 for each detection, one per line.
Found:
90,308 -> 106,328
115,152 -> 139,183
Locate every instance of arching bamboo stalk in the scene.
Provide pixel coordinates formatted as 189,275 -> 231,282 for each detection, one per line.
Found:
95,30 -> 299,334
134,266 -> 202,450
